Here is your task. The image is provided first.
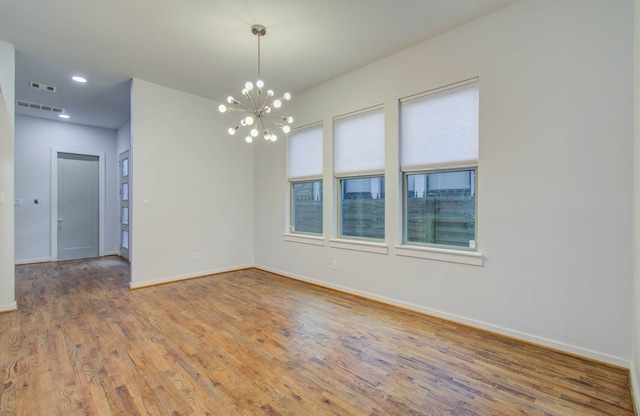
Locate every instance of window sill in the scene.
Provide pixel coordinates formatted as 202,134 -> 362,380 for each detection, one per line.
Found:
395,244 -> 483,266
329,238 -> 388,254
283,233 -> 325,246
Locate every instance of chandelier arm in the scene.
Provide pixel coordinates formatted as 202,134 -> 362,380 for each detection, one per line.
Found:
243,89 -> 259,110
232,102 -> 253,111
261,114 -> 290,132
261,112 -> 290,123
259,117 -> 269,137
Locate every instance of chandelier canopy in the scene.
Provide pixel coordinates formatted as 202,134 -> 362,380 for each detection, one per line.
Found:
218,24 -> 293,143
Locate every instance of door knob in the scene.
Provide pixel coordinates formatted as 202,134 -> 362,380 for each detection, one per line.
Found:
58,218 -> 63,223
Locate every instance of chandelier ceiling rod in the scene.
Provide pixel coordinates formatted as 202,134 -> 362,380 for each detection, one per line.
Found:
252,24 -> 265,80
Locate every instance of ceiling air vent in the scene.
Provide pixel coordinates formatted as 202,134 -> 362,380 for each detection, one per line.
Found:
30,81 -> 57,92
17,100 -> 64,113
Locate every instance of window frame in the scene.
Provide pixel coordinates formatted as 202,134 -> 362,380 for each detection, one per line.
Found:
397,78 -> 481,264
332,105 -> 386,246
402,166 -> 477,252
336,174 -> 386,242
289,178 -> 323,236
286,122 -> 324,241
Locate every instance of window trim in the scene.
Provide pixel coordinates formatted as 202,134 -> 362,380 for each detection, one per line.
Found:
395,244 -> 483,266
284,233 -> 325,246
329,237 -> 388,254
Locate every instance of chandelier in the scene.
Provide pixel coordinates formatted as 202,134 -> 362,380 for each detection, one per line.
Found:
218,24 -> 293,143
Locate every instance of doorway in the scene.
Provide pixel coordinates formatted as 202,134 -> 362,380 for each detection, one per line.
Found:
51,149 -> 106,261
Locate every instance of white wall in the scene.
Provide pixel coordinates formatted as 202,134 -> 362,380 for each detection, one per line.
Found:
632,0 -> 639,404
129,79 -> 254,288
0,41 -> 15,312
117,120 -> 131,154
254,0 -> 634,365
14,115 -> 119,263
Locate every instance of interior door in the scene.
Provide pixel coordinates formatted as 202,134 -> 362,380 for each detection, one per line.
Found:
119,150 -> 130,260
57,152 -> 99,261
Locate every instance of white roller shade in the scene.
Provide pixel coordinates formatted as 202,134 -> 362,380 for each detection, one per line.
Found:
287,123 -> 323,180
334,107 -> 385,176
400,80 -> 478,171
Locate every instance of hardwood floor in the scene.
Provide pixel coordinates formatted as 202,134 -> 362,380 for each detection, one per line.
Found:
0,257 -> 634,415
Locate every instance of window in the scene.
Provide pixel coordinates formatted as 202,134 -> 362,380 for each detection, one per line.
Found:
339,176 -> 385,239
288,123 -> 323,235
400,79 -> 479,250
291,180 -> 323,234
406,169 -> 476,248
334,107 -> 385,240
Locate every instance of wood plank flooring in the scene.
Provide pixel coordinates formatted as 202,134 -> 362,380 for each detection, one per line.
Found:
0,257 -> 634,415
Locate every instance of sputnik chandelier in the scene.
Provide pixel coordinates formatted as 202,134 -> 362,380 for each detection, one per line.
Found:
218,24 -> 293,143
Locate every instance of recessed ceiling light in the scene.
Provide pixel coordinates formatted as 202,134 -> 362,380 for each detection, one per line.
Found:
71,76 -> 87,83
59,114 -> 70,119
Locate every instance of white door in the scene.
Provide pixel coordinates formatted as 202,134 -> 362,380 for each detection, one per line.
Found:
119,150 -> 130,260
57,152 -> 99,261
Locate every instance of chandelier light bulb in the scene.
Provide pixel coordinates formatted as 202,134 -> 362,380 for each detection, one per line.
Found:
270,134 -> 277,142
245,81 -> 254,90
228,127 -> 237,135
273,99 -> 282,108
267,90 -> 274,97
283,92 -> 291,100
251,128 -> 259,137
245,136 -> 253,143
227,96 -> 234,104
245,116 -> 254,125
286,116 -> 294,123
256,80 -> 264,89
282,125 -> 290,133
218,104 -> 227,113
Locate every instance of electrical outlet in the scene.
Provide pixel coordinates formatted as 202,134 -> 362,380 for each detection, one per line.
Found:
332,260 -> 338,270
192,252 -> 199,261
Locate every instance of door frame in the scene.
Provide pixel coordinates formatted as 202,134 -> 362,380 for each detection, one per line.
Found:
118,149 -> 130,261
50,147 -> 106,261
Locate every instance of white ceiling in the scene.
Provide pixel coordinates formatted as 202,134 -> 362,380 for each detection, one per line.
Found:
0,0 -> 518,129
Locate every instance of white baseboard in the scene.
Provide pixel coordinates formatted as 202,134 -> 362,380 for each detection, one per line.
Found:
16,253 -> 123,265
631,363 -> 639,412
129,264 -> 254,289
15,257 -> 52,265
0,302 -> 17,313
256,264 -> 630,369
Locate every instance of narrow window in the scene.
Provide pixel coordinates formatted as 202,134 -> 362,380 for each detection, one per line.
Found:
287,123 -> 323,235
334,106 -> 385,241
400,80 -> 479,250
